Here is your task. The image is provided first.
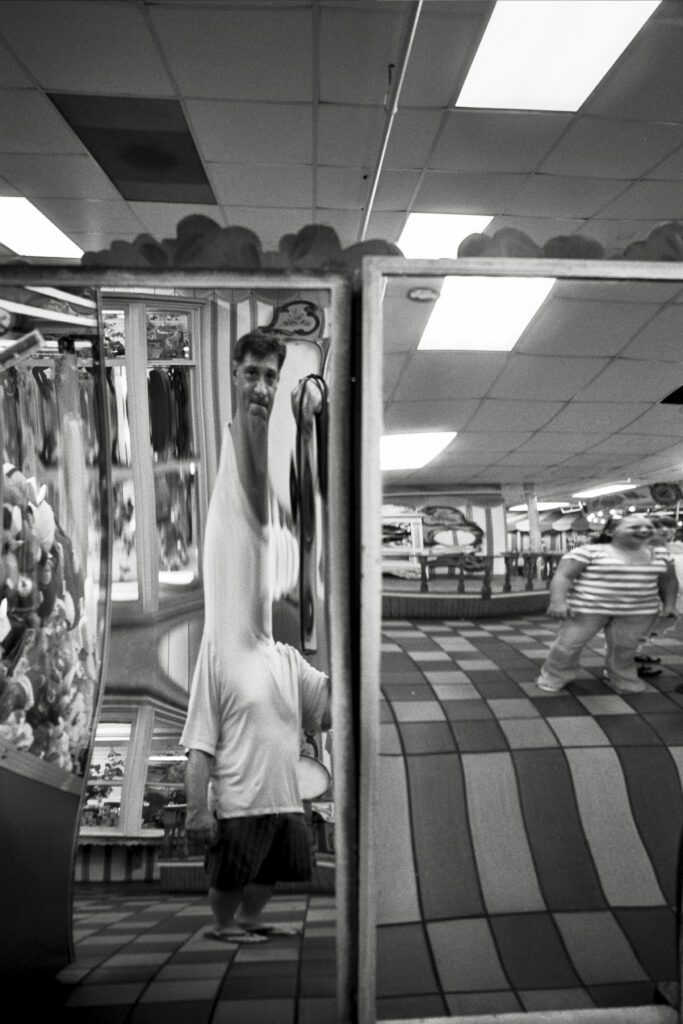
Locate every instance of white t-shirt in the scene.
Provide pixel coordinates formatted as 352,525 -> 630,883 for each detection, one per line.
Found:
181,639 -> 329,817
180,422 -> 329,816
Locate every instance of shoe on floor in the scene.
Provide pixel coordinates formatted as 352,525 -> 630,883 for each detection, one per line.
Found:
637,664 -> 662,677
535,675 -> 566,693
635,654 -> 661,664
204,928 -> 269,944
603,676 -> 647,694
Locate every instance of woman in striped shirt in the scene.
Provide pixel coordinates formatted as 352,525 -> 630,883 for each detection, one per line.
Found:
536,514 -> 678,694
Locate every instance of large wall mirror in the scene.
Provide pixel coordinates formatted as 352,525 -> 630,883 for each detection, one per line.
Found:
360,257 -> 683,1024
0,267 -> 353,1015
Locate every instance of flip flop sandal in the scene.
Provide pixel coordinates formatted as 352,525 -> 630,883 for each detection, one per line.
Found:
635,655 -> 661,664
204,928 -> 269,944
246,924 -> 301,936
637,665 -> 662,677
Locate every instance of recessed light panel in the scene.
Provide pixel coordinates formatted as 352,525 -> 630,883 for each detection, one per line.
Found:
572,483 -> 637,499
381,432 -> 456,471
456,0 -> 661,112
418,275 -> 555,351
0,198 -> 83,258
398,213 -> 493,259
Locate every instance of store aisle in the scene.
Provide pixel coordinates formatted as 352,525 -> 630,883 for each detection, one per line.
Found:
49,888 -> 336,1024
377,614 -> 683,1019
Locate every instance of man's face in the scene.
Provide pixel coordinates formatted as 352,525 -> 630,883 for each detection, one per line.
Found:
232,351 -> 281,426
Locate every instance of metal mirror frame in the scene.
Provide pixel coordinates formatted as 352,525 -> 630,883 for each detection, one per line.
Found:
0,265 -> 355,1017
359,255 -> 683,1024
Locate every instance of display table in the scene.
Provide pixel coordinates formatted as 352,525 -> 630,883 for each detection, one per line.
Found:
76,828 -> 165,883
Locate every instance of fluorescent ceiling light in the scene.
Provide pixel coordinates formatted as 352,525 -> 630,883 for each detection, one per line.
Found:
398,213 -> 493,259
0,197 -> 83,258
95,723 -> 132,742
456,0 -> 661,112
572,482 -> 637,499
418,275 -> 554,351
381,432 -> 456,471
509,501 -> 566,512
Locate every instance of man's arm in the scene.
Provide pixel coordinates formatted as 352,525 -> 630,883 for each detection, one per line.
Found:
184,749 -> 217,845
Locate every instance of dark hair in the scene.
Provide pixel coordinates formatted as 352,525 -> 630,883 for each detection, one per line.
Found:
649,514 -> 676,529
233,328 -> 287,370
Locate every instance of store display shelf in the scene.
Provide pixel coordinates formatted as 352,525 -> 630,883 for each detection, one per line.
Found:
0,738 -> 82,794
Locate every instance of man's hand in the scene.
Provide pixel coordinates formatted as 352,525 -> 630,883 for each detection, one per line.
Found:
184,806 -> 217,845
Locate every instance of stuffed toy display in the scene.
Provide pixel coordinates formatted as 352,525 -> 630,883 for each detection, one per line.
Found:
0,462 -> 95,774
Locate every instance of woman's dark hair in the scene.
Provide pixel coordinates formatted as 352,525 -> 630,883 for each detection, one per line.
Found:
593,515 -> 619,543
233,328 -> 287,370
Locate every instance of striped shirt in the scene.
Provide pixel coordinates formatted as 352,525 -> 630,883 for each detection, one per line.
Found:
564,543 -> 673,615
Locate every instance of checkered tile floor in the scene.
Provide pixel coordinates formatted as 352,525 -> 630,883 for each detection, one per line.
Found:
377,614 -> 683,1018
49,889 -> 336,1024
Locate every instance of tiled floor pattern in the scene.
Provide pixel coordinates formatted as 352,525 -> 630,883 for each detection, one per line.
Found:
377,615 -> 683,1019
50,889 -> 337,1024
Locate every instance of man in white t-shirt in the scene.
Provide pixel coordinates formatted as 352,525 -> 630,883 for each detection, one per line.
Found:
181,329 -> 330,944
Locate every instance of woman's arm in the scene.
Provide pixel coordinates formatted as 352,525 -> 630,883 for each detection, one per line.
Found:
658,562 -> 679,617
547,557 -> 585,619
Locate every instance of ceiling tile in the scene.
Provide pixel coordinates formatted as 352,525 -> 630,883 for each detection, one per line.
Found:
209,164 -> 313,209
317,167 -> 420,211
0,176 -> 20,197
186,101 -> 312,164
550,279 -> 683,305
504,175 -> 627,218
517,433 -> 604,453
0,90 -> 84,154
539,116 -> 683,180
384,109 -> 444,170
0,41 -> 31,87
619,306 -> 683,362
587,435 -> 673,455
72,231 -> 141,254
319,8 -> 406,105
365,211 -> 406,245
430,111 -> 570,174
621,405 -> 683,435
647,144 -> 683,180
318,106 -> 385,167
129,204 -> 227,240
0,153 -> 120,200
516,297 -> 655,357
384,353 -> 406,401
544,402 -> 649,433
32,197 -> 144,235
399,7 -> 487,106
463,400 -> 564,432
584,6 -> 683,124
383,287 -> 441,353
576,360 -> 682,403
0,1 -> 172,95
443,432 -> 533,452
150,6 -> 311,101
596,181 -> 683,221
414,171 -> 526,213
392,351 -> 509,400
489,355 -> 608,402
383,399 -> 480,431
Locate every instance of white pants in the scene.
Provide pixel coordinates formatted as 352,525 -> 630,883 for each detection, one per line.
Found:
539,612 -> 657,690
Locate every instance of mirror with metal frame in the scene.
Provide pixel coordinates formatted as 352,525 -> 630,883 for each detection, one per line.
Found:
360,256 -> 683,1024
0,268 -> 353,1015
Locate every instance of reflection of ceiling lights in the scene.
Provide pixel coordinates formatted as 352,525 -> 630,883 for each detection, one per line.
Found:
398,213 -> 493,258
572,482 -> 637,498
509,501 -> 566,512
381,432 -> 456,471
456,0 -> 661,112
0,197 -> 83,258
95,723 -> 132,742
418,275 -> 555,351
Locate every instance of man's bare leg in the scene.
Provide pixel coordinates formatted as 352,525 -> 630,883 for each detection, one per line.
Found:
207,886 -> 268,942
236,882 -> 300,936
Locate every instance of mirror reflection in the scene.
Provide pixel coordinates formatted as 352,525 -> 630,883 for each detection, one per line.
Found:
374,266 -> 683,1020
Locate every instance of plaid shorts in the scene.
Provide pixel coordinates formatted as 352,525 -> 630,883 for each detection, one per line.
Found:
205,813 -> 312,891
